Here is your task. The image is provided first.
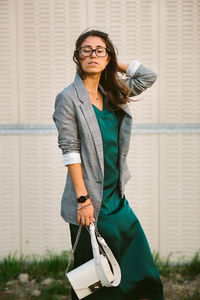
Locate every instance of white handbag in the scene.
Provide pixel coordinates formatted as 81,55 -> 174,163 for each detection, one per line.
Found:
65,223 -> 121,299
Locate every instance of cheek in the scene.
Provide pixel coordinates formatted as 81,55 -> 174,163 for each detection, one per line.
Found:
102,57 -> 109,66
79,59 -> 87,69
103,60 -> 109,69
103,56 -> 110,67
106,56 -> 110,65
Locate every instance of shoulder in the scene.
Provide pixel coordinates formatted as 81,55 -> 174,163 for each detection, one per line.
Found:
55,82 -> 76,102
54,82 -> 78,110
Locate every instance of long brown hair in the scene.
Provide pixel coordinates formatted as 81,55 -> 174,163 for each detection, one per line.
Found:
73,29 -> 130,111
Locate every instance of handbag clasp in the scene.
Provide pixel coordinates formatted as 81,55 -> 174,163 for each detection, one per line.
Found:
89,281 -> 103,292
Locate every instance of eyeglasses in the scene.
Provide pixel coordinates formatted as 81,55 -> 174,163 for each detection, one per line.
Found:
78,46 -> 110,57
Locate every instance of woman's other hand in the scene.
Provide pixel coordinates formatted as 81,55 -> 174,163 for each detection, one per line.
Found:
77,199 -> 95,226
117,62 -> 129,74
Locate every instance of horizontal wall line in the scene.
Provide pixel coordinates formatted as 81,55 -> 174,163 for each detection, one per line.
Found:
132,124 -> 200,134
0,124 -> 200,135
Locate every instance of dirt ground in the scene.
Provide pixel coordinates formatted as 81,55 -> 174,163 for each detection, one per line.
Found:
0,274 -> 200,300
162,274 -> 200,299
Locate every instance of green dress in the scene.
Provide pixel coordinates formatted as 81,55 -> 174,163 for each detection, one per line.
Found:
70,98 -> 164,300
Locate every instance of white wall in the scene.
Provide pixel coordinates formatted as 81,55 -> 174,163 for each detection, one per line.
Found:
0,0 -> 199,262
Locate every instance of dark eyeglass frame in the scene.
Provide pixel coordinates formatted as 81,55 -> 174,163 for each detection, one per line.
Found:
77,46 -> 110,57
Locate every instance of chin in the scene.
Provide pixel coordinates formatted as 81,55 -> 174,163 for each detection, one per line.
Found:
84,70 -> 102,76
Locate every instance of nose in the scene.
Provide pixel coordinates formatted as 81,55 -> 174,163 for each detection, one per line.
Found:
91,49 -> 97,57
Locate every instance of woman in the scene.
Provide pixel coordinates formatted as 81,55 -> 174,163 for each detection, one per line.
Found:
53,29 -> 164,300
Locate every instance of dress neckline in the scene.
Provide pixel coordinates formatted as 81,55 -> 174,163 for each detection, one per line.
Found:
92,96 -> 104,112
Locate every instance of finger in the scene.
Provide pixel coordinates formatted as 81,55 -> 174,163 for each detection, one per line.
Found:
89,217 -> 94,224
85,218 -> 90,227
89,216 -> 95,224
81,217 -> 85,226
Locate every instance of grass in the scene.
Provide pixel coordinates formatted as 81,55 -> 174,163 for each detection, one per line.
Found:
179,251 -> 200,278
0,250 -> 72,283
0,249 -> 199,299
40,280 -> 70,298
0,250 -> 72,299
1,249 -> 200,282
152,250 -> 200,280
153,251 -> 174,277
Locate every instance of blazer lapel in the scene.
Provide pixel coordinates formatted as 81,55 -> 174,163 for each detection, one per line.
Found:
73,73 -> 104,177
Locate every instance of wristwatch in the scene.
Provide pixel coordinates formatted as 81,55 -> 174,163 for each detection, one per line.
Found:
77,194 -> 90,203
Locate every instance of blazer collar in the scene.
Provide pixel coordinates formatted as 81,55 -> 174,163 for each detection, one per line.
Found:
73,72 -> 132,117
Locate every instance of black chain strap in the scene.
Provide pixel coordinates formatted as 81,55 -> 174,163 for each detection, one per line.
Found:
65,225 -> 82,275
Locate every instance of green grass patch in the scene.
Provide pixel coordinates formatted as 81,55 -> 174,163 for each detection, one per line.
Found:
153,250 -> 200,280
1,250 -> 200,283
153,251 -> 174,278
0,250 -> 72,283
179,251 -> 200,278
0,249 -> 199,300
41,280 -> 70,295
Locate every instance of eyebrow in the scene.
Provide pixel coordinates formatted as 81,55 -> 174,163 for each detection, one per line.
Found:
81,45 -> 105,48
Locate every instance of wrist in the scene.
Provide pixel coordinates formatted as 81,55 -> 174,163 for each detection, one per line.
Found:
77,194 -> 90,203
77,201 -> 93,210
78,199 -> 91,207
117,62 -> 129,74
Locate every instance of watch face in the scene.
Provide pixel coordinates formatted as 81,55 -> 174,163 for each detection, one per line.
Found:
78,196 -> 87,203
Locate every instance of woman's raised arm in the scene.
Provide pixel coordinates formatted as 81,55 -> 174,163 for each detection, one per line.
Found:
118,60 -> 157,96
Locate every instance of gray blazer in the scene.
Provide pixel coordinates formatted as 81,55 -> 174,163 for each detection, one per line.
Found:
53,60 -> 157,225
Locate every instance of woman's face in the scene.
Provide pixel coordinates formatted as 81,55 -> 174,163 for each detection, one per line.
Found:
78,36 -> 110,76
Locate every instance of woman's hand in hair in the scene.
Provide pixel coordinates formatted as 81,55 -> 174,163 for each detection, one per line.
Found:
77,199 -> 95,227
117,62 -> 129,74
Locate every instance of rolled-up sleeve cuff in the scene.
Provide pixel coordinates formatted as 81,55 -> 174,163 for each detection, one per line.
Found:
126,60 -> 141,77
63,152 -> 81,166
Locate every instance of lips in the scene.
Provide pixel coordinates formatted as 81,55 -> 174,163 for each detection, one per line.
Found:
88,61 -> 99,65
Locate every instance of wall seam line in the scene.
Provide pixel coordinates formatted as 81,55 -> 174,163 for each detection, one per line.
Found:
15,0 -> 22,257
158,0 -> 161,256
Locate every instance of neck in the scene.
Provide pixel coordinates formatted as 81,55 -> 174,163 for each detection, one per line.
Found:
83,73 -> 101,94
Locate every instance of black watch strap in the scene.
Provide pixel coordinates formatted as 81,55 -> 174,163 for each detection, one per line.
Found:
77,194 -> 89,203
